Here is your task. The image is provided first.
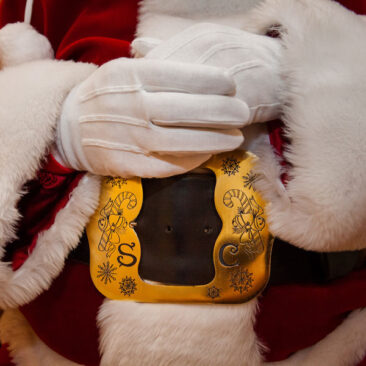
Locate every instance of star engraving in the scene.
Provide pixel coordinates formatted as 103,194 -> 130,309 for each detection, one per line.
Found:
97,261 -> 117,285
105,177 -> 128,189
207,286 -> 221,299
221,157 -> 240,176
119,276 -> 137,296
230,269 -> 254,294
242,170 -> 258,191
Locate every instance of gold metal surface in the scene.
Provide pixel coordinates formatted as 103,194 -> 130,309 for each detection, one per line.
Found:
87,151 -> 273,303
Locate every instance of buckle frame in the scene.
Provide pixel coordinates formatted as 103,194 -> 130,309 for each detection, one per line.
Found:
87,151 -> 273,303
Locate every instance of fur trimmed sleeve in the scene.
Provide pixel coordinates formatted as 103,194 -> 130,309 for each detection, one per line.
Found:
244,0 -> 366,251
0,59 -> 98,308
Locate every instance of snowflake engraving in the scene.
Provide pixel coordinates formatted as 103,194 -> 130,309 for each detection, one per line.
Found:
207,286 -> 221,299
97,261 -> 117,285
119,276 -> 137,296
242,170 -> 258,191
221,157 -> 240,176
230,269 -> 254,294
105,177 -> 128,189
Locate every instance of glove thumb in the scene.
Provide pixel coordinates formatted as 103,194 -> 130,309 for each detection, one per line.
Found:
131,37 -> 162,58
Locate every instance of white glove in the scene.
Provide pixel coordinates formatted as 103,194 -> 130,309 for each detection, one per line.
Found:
133,23 -> 283,124
57,58 -> 250,178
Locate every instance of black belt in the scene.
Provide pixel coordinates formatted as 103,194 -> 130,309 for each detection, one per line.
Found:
71,173 -> 366,286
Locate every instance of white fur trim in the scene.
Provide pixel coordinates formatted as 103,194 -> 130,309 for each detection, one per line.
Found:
0,60 -> 95,249
0,59 -> 97,307
136,0 -> 264,40
268,308 -> 366,366
0,173 -> 100,308
98,298 -> 264,366
139,0 -> 262,18
0,23 -> 53,68
244,0 -> 366,251
0,309 -> 82,366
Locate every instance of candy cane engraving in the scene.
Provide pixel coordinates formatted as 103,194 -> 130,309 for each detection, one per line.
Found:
220,189 -> 265,266
98,192 -> 137,258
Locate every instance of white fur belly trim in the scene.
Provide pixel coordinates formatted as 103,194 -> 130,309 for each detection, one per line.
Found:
98,298 -> 263,366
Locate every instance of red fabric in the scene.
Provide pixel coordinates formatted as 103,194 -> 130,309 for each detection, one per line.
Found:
340,0 -> 366,13
9,155 -> 84,270
19,261 -> 366,366
0,345 -> 14,366
256,267 -> 366,363
21,261 -> 104,366
0,0 -> 138,66
267,120 -> 290,184
1,0 -> 366,365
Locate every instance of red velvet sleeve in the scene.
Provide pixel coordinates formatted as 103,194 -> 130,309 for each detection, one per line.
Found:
0,0 -> 138,65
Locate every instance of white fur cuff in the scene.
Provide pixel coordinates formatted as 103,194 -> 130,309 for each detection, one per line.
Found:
0,59 -> 96,307
247,0 -> 366,252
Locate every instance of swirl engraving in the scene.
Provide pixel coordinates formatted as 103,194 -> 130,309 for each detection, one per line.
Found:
98,192 -> 137,257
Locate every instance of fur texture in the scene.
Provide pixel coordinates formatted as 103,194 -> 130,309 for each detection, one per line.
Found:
243,0 -> 366,252
0,173 -> 100,309
98,299 -> 263,366
0,59 -> 97,308
0,309 -> 82,366
0,23 -> 53,68
137,0 -> 265,40
139,0 -> 261,18
133,2 -> 366,366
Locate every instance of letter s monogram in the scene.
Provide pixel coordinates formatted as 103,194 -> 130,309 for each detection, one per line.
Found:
117,242 -> 137,267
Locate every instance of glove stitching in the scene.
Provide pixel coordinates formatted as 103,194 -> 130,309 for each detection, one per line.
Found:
249,102 -> 281,109
79,114 -> 148,128
159,30 -> 246,60
197,42 -> 256,64
229,61 -> 263,75
81,85 -> 198,102
82,138 -> 148,155
81,85 -> 142,102
151,118 -> 244,128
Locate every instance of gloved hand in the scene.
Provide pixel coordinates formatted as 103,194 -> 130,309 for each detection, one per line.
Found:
56,58 -> 250,178
133,23 -> 283,124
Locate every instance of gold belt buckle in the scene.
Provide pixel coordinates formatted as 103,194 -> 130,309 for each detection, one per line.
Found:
87,151 -> 273,303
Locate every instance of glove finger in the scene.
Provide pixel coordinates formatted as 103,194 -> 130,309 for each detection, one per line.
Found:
146,92 -> 250,129
98,58 -> 237,96
91,150 -> 212,178
146,23 -> 249,62
131,37 -> 163,57
136,60 -> 236,96
81,122 -> 244,156
80,118 -> 244,155
146,125 -> 244,155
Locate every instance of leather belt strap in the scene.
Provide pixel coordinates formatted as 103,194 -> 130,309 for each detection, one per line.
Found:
73,234 -> 366,286
269,239 -> 366,285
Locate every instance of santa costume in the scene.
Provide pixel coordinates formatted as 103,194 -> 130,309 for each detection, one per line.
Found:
0,0 -> 365,365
